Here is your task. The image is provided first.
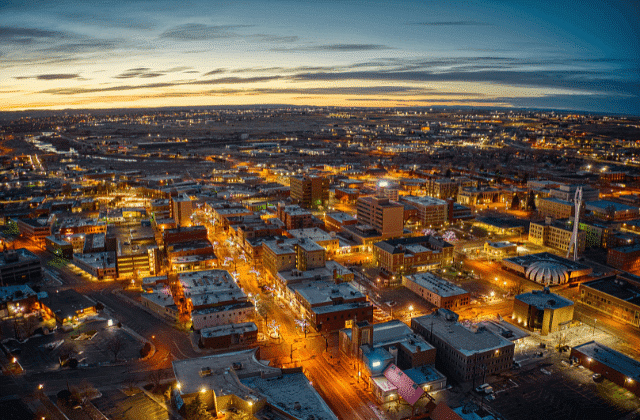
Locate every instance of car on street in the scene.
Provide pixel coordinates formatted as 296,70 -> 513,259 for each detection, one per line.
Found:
475,383 -> 493,394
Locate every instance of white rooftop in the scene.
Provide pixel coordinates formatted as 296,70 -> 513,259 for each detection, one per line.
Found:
404,272 -> 469,298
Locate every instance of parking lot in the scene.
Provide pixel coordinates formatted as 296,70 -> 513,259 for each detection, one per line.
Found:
92,389 -> 178,420
485,351 -> 640,420
1,319 -> 143,372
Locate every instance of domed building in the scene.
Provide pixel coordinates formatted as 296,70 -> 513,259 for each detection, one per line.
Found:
501,252 -> 593,286
525,261 -> 570,285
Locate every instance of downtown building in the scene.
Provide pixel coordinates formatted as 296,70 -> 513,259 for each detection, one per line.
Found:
0,249 -> 42,285
171,193 -> 194,227
340,319 -> 446,404
356,196 -> 404,239
578,273 -> 640,327
262,237 -> 326,279
289,280 -> 372,332
412,309 -> 515,383
177,270 -> 253,331
16,218 -> 52,245
529,218 -> 586,255
403,272 -> 470,310
172,349 -> 338,419
373,235 -> 454,283
289,175 -> 329,208
400,196 -> 449,227
512,288 -> 574,335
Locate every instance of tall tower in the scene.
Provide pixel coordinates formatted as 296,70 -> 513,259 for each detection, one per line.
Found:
567,187 -> 582,261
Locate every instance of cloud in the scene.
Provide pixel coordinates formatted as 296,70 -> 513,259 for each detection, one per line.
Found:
247,34 -> 299,43
61,12 -> 156,30
230,67 -> 284,74
188,76 -> 283,86
411,21 -> 493,26
159,24 -> 250,41
159,23 -> 300,45
203,68 -> 227,76
46,39 -> 123,54
40,75 -> 283,95
166,66 -> 192,73
115,68 -> 163,79
114,66 -> 195,79
0,26 -> 68,44
15,73 -> 81,80
40,82 -> 178,95
273,43 -> 393,52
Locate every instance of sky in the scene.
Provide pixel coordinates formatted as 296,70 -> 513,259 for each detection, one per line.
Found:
1,0 -> 639,114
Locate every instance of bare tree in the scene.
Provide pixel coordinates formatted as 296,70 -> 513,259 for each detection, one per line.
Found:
147,369 -> 168,391
106,336 -> 124,362
510,277 -> 526,297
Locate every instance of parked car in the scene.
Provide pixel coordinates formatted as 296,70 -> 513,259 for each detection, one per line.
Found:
475,383 -> 493,394
592,373 -> 603,382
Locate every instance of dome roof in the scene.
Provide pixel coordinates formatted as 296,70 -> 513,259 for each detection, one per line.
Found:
525,261 -> 569,285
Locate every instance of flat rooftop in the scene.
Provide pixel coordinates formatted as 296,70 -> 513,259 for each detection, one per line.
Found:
609,244 -> 640,254
401,195 -> 448,207
516,289 -> 574,309
0,248 -> 40,267
293,281 -> 364,306
0,285 -> 37,303
404,272 -> 469,298
141,286 -> 176,309
404,364 -> 446,385
277,263 -> 352,284
287,227 -> 334,243
200,322 -> 257,339
486,241 -> 516,248
475,319 -> 530,342
312,300 -> 372,315
172,348 -> 278,397
74,252 -> 116,269
413,310 -> 514,356
572,341 -> 640,383
581,275 -> 640,304
241,371 -> 338,420
586,200 -> 638,213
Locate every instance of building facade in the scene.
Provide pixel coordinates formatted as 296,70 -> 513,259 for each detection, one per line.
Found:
400,196 -> 449,227
512,288 -> 574,335
412,309 -> 515,383
529,219 -> 586,254
356,197 -> 404,238
403,272 -> 470,310
373,236 -> 454,280
289,175 -> 329,208
607,245 -> 640,272
578,274 -> 640,327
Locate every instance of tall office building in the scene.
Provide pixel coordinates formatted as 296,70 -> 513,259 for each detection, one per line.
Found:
289,175 -> 329,209
356,196 -> 404,239
171,194 -> 193,227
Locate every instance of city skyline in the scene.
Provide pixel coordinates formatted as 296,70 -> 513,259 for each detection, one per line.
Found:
2,0 -> 639,114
